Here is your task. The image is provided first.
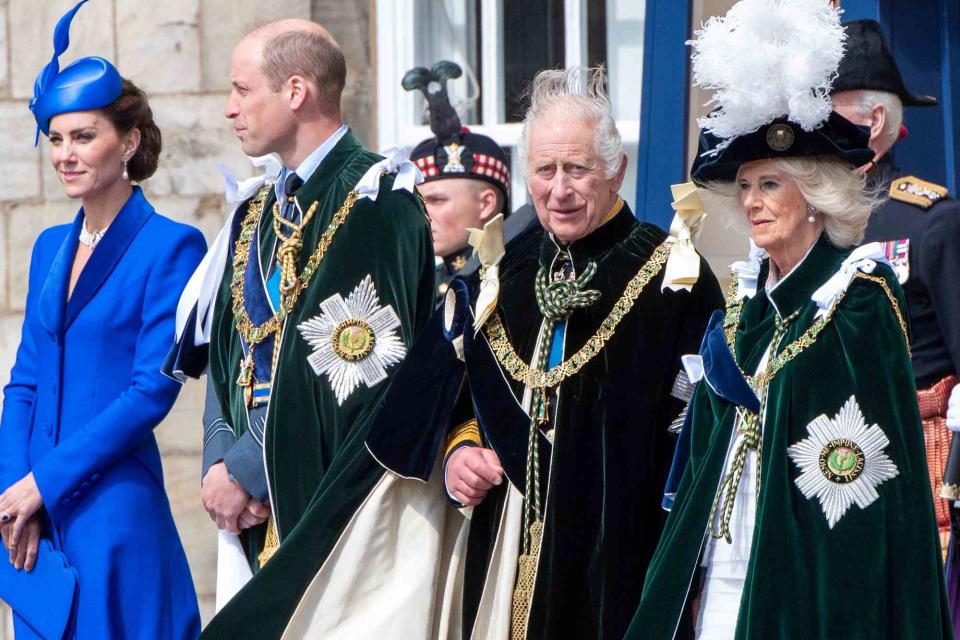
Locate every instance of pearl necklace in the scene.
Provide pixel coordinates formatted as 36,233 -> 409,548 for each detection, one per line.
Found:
79,218 -> 106,248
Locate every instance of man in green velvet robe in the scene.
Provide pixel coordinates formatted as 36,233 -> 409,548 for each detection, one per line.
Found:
167,20 -> 434,638
366,66 -> 723,640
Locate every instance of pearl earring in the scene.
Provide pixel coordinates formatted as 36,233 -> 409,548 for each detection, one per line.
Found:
122,160 -> 129,181
806,203 -> 816,223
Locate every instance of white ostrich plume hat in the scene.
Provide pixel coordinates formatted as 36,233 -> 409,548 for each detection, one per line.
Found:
689,0 -> 847,147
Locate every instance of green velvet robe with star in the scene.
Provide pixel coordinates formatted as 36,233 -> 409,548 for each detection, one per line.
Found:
626,235 -> 953,640
201,132 -> 435,639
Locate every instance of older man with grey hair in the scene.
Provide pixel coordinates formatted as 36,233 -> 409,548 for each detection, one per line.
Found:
366,65 -> 723,639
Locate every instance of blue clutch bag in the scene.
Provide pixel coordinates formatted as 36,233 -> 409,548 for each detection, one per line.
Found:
0,538 -> 77,639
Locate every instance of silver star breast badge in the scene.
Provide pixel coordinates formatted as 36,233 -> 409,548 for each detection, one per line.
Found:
787,395 -> 899,529
297,275 -> 407,405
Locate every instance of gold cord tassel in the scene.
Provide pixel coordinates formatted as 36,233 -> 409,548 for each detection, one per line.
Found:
273,200 -> 319,303
511,520 -> 543,640
237,349 -> 255,407
258,516 -> 280,567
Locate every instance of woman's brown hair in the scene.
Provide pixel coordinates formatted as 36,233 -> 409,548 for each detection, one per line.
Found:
99,78 -> 162,182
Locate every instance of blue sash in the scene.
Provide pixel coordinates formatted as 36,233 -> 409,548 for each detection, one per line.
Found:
662,310 -> 760,510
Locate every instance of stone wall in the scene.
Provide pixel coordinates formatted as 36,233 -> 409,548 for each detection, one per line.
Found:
0,0 -> 372,630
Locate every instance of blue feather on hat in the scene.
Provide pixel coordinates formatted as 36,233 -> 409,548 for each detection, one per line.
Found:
29,0 -> 122,145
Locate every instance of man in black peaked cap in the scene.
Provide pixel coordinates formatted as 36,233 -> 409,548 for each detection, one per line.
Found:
831,20 -> 960,557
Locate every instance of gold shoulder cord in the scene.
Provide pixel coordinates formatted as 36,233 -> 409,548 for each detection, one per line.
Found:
484,241 -> 672,391
722,278 -> 744,350
709,267 -> 911,543
852,272 -> 911,357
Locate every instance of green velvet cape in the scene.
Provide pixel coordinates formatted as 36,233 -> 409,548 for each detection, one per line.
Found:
201,132 -> 435,638
627,235 -> 953,639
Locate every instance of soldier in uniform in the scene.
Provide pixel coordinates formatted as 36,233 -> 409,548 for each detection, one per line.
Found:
831,20 -> 960,553
403,61 -> 512,304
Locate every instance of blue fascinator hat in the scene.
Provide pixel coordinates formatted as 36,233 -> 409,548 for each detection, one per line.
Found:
28,0 -> 122,145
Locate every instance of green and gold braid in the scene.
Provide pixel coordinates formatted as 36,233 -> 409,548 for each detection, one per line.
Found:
513,259 -> 600,639
520,261 -> 600,550
709,309 -> 798,543
707,267 -> 910,544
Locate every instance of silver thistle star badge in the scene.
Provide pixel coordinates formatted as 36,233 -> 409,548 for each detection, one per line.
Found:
298,275 -> 406,405
787,395 -> 899,529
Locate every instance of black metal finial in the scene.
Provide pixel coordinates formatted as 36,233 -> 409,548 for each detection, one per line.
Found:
402,60 -> 463,141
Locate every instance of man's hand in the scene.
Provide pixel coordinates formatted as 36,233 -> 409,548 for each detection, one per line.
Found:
202,462 -> 252,534
1,515 -> 41,572
446,447 -> 504,506
237,498 -> 271,530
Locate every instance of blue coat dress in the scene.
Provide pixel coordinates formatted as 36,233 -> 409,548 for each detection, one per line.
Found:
0,187 -> 204,639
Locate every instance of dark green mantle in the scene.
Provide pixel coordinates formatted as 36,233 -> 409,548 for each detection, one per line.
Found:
627,235 -> 953,639
201,132 -> 435,638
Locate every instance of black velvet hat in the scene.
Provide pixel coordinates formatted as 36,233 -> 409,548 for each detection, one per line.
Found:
687,0 -> 877,184
403,61 -> 510,201
691,112 -> 875,183
832,20 -> 938,107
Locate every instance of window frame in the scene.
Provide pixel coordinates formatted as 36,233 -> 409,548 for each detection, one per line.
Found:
374,0 -> 641,207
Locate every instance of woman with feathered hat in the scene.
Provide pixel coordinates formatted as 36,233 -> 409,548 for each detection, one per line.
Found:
0,1 -> 203,637
627,1 -> 952,638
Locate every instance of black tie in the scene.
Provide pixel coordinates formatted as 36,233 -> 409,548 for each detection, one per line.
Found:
270,172 -> 305,277
282,173 -> 304,222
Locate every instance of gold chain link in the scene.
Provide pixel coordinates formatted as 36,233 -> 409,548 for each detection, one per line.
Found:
483,241 -> 672,390
722,279 -> 744,350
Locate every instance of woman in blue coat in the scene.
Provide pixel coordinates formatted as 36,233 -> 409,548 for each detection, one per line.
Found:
0,2 -> 204,637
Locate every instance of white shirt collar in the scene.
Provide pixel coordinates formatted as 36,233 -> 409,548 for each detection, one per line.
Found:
275,124 -> 349,200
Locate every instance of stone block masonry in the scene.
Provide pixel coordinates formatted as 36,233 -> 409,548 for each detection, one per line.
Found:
0,0 -> 373,629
